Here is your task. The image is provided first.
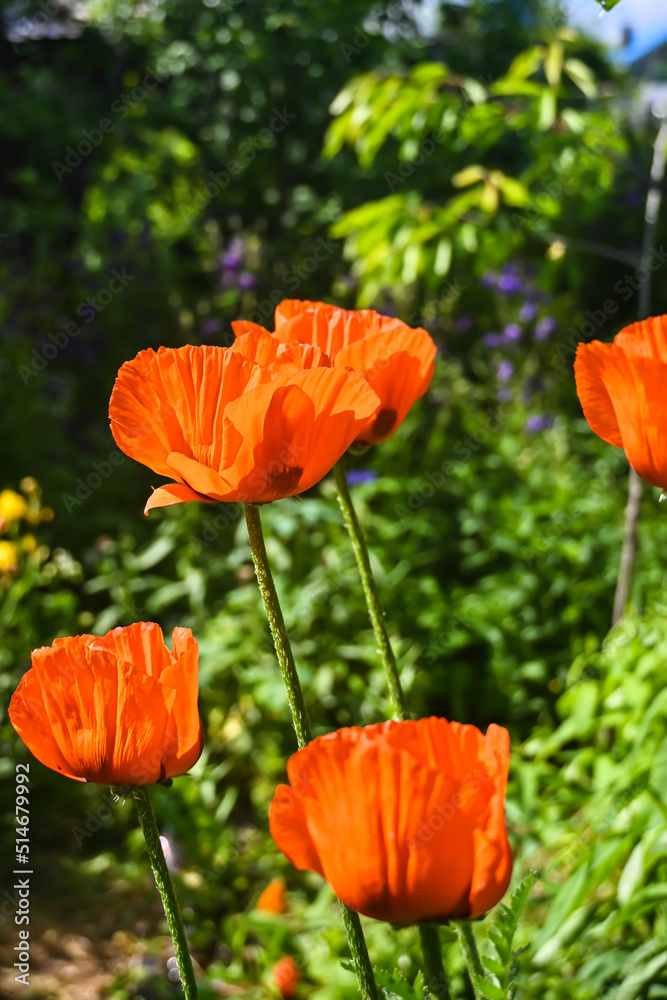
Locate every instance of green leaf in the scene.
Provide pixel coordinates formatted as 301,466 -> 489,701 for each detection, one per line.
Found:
615,947 -> 667,1000
475,974 -> 505,1000
479,872 -> 537,993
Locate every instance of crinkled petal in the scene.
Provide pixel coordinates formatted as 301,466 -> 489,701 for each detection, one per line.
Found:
574,341 -> 624,448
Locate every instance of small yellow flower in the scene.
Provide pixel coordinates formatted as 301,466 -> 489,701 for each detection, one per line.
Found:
0,541 -> 18,573
0,490 -> 28,524
20,477 -> 38,494
22,535 -> 37,554
41,507 -> 54,523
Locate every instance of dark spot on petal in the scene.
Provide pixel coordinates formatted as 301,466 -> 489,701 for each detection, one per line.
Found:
268,465 -> 303,497
372,408 -> 397,440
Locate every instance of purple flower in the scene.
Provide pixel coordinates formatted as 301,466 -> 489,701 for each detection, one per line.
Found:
347,469 -> 378,486
503,323 -> 522,343
222,251 -> 242,270
535,316 -> 557,340
498,273 -> 523,295
237,272 -> 257,291
497,361 -> 514,382
454,314 -> 474,333
483,332 -> 502,347
480,273 -> 497,289
526,414 -> 555,433
519,302 -> 537,323
201,319 -> 223,337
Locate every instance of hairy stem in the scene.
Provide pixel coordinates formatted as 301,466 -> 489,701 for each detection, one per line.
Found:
244,503 -> 311,748
456,921 -> 486,1000
244,502 -> 378,999
134,786 -> 199,1000
341,904 -> 380,1000
334,458 -> 408,721
419,924 -> 450,999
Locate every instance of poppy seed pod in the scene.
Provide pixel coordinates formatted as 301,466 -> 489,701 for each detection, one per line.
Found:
109,345 -> 380,511
232,299 -> 437,446
9,623 -> 203,785
575,315 -> 667,490
269,717 -> 512,925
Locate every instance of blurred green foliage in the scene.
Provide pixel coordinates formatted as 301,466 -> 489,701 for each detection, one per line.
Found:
1,0 -> 667,996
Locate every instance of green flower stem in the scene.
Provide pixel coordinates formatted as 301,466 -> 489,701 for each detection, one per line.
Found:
455,921 -> 486,1000
341,904 -> 380,1000
244,502 -> 312,749
243,502 -> 378,1000
133,786 -> 199,1000
419,924 -> 450,999
333,458 -> 408,722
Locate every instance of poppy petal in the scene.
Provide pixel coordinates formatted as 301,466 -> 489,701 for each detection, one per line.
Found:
574,342 -> 624,448
600,354 -> 667,489
144,483 -> 213,514
269,783 -> 323,874
92,621 -> 171,679
231,330 -> 332,372
336,329 -> 436,444
223,368 -> 379,501
270,718 -> 512,924
111,346 -> 267,483
160,628 -> 204,777
112,662 -> 173,785
9,669 -> 84,781
166,452 -> 234,501
614,315 -> 667,363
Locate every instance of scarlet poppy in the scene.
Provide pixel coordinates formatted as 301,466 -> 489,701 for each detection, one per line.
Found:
232,300 -> 437,446
273,956 -> 300,998
269,717 -> 512,925
9,623 -> 203,785
109,345 -> 380,511
575,315 -> 667,489
256,877 -> 288,914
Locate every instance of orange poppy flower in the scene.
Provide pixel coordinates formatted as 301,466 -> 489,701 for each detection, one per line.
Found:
575,315 -> 667,489
109,345 -> 380,511
269,717 -> 512,925
273,956 -> 300,998
256,877 -> 288,914
9,623 -> 203,785
232,300 -> 437,446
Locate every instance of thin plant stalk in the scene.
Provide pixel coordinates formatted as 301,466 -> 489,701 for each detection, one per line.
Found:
612,118 -> 667,624
133,786 -> 199,1000
333,457 -> 409,721
455,922 -> 486,1000
244,502 -> 311,749
341,904 -> 380,1000
243,501 -> 378,1000
419,924 -> 450,999
334,463 -> 495,991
